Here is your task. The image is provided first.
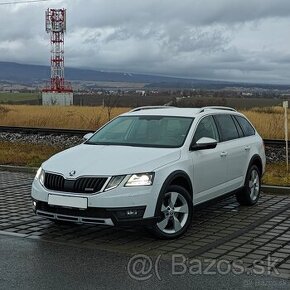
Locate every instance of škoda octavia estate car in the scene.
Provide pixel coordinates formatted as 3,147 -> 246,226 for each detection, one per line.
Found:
32,106 -> 266,239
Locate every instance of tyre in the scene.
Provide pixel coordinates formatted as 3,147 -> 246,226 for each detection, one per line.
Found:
150,185 -> 193,239
236,164 -> 261,206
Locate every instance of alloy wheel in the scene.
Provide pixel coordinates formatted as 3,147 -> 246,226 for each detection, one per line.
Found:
157,191 -> 189,234
249,168 -> 260,201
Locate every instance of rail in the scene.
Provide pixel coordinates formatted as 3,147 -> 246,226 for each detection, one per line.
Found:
0,126 -> 288,146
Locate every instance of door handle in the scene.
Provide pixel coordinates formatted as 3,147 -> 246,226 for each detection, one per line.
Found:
244,146 -> 251,151
220,152 -> 228,157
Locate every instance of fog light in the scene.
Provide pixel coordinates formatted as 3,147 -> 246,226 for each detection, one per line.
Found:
114,207 -> 146,220
126,210 -> 138,216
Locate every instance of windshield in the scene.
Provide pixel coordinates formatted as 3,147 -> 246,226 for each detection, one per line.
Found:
86,115 -> 194,148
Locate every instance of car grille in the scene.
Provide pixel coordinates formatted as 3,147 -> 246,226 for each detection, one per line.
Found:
44,173 -> 108,193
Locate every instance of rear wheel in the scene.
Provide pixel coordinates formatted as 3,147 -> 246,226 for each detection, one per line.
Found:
150,185 -> 193,239
236,164 -> 261,206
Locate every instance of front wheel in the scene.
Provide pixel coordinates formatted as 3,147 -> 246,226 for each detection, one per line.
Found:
236,164 -> 261,206
150,185 -> 193,239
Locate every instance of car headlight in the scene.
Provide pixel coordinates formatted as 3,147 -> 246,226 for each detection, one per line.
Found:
104,175 -> 125,191
125,173 -> 154,187
35,167 -> 45,186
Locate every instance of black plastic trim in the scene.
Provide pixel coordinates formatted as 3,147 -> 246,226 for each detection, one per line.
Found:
154,170 -> 193,218
248,154 -> 263,176
33,200 -> 155,226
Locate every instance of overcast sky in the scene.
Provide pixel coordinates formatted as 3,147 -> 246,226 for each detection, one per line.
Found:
0,0 -> 290,84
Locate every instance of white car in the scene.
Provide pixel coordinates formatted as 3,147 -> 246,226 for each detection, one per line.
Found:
31,106 -> 266,239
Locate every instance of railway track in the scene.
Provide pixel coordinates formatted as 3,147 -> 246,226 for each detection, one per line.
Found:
263,139 -> 288,146
0,125 -> 90,137
0,125 -> 288,146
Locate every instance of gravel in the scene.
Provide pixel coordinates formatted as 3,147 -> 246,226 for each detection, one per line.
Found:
0,132 -> 83,148
0,132 -> 288,164
265,145 -> 287,163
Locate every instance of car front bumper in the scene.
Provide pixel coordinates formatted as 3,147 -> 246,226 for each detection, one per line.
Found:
31,178 -> 161,226
32,199 -> 158,226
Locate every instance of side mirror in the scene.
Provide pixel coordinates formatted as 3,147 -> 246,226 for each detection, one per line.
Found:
83,132 -> 94,141
190,137 -> 217,151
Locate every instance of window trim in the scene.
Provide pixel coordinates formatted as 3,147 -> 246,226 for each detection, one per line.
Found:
231,115 -> 244,138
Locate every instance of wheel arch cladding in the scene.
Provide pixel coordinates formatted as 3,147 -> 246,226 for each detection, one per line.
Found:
249,154 -> 263,175
154,171 -> 193,217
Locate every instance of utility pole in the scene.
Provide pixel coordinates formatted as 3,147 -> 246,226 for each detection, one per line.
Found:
283,101 -> 289,172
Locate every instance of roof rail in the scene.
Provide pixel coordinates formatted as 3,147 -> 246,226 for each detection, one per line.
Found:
198,106 -> 237,113
130,106 -> 176,112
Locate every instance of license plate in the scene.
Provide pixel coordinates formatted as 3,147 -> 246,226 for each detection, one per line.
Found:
48,194 -> 87,209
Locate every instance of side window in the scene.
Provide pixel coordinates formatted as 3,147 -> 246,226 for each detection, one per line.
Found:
193,116 -> 219,143
235,116 -> 255,136
214,114 -> 239,141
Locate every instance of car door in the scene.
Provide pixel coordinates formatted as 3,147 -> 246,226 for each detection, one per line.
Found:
190,115 -> 228,203
214,114 -> 248,191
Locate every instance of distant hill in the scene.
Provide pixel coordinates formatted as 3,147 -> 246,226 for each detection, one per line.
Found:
0,61 -> 289,90
145,81 -> 290,90
0,61 -> 196,84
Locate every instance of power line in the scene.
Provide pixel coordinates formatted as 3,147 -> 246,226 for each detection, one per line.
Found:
0,0 -> 52,5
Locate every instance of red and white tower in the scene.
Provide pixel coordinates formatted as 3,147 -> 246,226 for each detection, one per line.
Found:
42,8 -> 73,105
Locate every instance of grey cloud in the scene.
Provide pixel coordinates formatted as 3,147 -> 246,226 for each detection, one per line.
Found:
67,0 -> 290,28
0,0 -> 289,84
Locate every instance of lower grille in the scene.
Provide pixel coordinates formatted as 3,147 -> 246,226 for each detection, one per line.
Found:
36,201 -> 111,218
44,173 -> 107,193
36,210 -> 113,225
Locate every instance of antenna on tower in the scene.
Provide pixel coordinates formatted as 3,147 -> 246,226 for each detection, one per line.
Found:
42,8 -> 73,106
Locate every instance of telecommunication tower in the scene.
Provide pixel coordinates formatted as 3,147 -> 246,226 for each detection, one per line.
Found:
42,8 -> 73,105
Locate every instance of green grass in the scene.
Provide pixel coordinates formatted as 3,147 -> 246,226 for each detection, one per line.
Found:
0,92 -> 39,103
0,141 -> 62,167
262,163 -> 290,187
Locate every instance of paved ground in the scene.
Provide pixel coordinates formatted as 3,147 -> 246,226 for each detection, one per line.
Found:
0,234 -> 289,290
0,170 -> 289,287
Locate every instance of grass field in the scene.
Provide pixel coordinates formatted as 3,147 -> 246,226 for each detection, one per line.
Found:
0,93 -> 39,103
0,104 -> 288,139
0,105 -> 129,129
0,141 -> 288,186
0,141 -> 62,167
241,107 -> 287,139
0,102 -> 289,186
263,163 -> 290,186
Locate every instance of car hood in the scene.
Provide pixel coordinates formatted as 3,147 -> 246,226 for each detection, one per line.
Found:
43,144 -> 181,177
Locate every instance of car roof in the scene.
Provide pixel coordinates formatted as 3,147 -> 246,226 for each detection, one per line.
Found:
122,106 -> 239,118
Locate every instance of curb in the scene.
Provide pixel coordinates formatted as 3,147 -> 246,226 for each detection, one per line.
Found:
0,165 -> 289,194
261,185 -> 290,195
